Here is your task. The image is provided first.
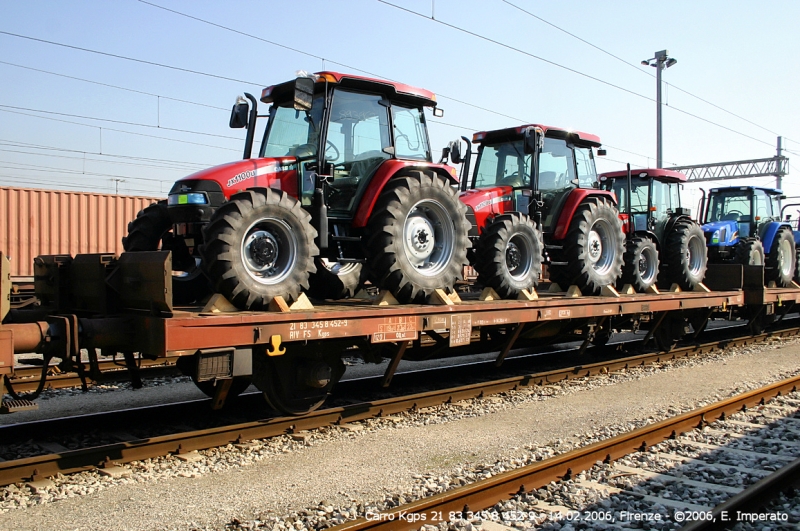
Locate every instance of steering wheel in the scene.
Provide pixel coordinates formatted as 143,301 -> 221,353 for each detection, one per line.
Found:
498,172 -> 525,188
325,140 -> 340,161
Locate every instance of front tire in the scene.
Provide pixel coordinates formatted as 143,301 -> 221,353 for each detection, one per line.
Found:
474,213 -> 542,299
201,188 -> 318,310
548,197 -> 624,294
663,221 -> 707,290
765,227 -> 795,287
619,237 -> 659,292
307,259 -> 362,300
366,171 -> 470,303
123,200 -> 213,305
735,238 -> 764,266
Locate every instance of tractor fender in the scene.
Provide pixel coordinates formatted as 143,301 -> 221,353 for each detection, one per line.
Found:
759,221 -> 792,251
631,230 -> 661,249
352,160 -> 458,228
552,189 -> 617,241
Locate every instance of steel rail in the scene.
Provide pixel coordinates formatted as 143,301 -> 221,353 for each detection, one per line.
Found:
0,327 -> 797,487
328,374 -> 800,531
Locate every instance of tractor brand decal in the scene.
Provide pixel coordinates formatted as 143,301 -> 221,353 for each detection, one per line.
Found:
474,194 -> 512,211
226,162 -> 294,188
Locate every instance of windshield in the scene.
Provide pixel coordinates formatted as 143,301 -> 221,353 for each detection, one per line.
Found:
473,140 -> 530,189
707,190 -> 752,223
612,177 -> 649,213
260,96 -> 324,158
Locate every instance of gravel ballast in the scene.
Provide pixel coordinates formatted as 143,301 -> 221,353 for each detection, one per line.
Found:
1,336 -> 798,530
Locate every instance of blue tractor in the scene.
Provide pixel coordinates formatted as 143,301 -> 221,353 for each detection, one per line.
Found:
700,186 -> 796,287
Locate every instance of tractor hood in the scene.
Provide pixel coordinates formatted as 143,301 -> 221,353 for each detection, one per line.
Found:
701,220 -> 738,246
171,157 -> 300,202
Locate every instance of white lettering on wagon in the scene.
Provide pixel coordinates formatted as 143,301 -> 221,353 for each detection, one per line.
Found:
288,319 -> 348,340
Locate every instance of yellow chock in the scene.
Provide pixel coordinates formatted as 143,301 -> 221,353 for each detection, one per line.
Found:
565,285 -> 582,298
201,294 -> 238,313
479,287 -> 501,301
600,285 -> 620,298
645,284 -> 660,295
692,283 -> 711,293
548,283 -> 563,293
373,290 -> 400,306
289,293 -> 314,311
619,284 -> 636,295
429,288 -> 455,305
668,284 -> 682,293
518,288 -> 538,301
268,296 -> 291,312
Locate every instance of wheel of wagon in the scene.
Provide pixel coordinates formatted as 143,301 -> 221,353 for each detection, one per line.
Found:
258,353 -> 345,416
365,170 -> 470,303
795,251 -> 800,284
548,197 -> 624,294
664,221 -> 707,290
653,312 -> 685,352
735,238 -> 764,266
123,200 -> 213,305
474,212 -> 542,299
175,355 -> 251,399
765,227 -> 795,287
307,258 -> 362,300
619,237 -> 659,292
201,188 -> 318,310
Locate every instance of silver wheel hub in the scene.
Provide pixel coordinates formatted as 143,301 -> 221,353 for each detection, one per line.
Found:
402,199 -> 454,277
241,218 -> 297,285
405,215 -> 435,261
779,239 -> 793,276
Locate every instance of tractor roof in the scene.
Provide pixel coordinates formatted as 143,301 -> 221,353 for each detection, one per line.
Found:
260,71 -> 437,108
599,168 -> 687,183
472,124 -> 602,148
709,186 -> 784,195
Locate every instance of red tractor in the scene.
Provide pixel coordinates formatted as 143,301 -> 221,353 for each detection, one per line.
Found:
124,72 -> 471,308
451,124 -> 625,297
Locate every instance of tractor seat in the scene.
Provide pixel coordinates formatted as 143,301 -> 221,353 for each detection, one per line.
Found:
538,171 -> 557,190
721,212 -> 740,221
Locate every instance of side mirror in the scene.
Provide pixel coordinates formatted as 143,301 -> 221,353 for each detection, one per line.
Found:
449,140 -> 462,164
597,148 -> 607,156
294,77 -> 314,111
229,96 -> 249,129
433,107 -> 444,118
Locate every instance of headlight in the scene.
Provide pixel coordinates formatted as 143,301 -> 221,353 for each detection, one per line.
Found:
168,193 -> 208,205
711,229 -> 720,243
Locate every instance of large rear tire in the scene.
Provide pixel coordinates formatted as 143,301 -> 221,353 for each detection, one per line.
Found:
307,259 -> 362,300
548,197 -> 624,294
663,221 -> 707,290
619,237 -> 659,292
201,188 -> 318,310
123,200 -> 213,305
765,227 -> 795,287
735,238 -> 764,266
474,212 -> 542,299
366,171 -> 470,303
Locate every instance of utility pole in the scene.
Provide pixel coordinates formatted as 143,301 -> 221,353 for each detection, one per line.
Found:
642,50 -> 677,168
776,136 -> 783,192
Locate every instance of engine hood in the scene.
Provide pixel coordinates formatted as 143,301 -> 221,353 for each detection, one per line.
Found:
177,157 -> 299,200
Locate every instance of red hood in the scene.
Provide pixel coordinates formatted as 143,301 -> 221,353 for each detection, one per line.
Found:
178,157 -> 299,200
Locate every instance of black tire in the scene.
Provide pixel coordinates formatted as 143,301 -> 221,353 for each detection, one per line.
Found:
123,200 -> 213,305
653,312 -> 685,352
794,251 -> 800,284
765,227 -> 795,287
619,237 -> 659,292
735,238 -> 764,266
366,171 -> 470,303
663,221 -> 707,290
307,259 -> 362,300
474,212 -> 542,299
548,197 -> 624,294
201,188 -> 318,310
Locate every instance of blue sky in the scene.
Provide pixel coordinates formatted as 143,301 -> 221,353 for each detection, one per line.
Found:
1,0 -> 798,209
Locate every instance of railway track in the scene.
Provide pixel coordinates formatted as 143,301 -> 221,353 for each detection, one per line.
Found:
327,376 -> 800,531
0,325 -> 797,491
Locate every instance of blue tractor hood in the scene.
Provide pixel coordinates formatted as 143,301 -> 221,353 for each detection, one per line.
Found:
701,220 -> 739,247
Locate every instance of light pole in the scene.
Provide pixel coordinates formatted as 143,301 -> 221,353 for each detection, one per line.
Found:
641,50 -> 677,169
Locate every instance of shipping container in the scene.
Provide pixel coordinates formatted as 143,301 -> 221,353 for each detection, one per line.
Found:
0,187 -> 161,277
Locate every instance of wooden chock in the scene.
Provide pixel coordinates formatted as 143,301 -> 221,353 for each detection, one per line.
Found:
692,282 -> 711,293
429,288 -> 455,305
767,281 -> 777,288
548,283 -> 563,293
791,281 -> 800,289
479,287 -> 501,301
668,284 -> 682,293
565,285 -> 582,298
447,289 -> 462,304
619,284 -> 636,295
201,293 -> 239,314
600,285 -> 620,298
373,290 -> 400,306
268,296 -> 291,312
518,288 -> 538,301
352,289 -> 375,301
288,293 -> 314,311
645,284 -> 660,295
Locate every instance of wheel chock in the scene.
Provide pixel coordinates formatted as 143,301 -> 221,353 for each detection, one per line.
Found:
565,285 -> 582,297
548,283 -> 563,293
373,290 -> 400,306
353,289 -> 374,301
619,284 -> 636,295
791,281 -> 800,289
668,284 -> 682,293
518,288 -> 538,301
692,283 -> 711,293
201,293 -> 239,314
429,288 -> 455,305
288,293 -> 314,311
447,289 -> 463,304
479,287 -> 501,301
645,285 -> 660,295
600,285 -> 620,298
268,296 -> 291,312
767,281 -> 777,288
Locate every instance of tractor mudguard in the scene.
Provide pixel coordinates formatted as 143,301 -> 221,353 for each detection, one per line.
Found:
351,160 -> 458,228
552,189 -> 617,241
759,221 -> 792,252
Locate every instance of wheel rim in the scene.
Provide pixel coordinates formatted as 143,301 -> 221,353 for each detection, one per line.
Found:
638,244 -> 658,284
241,218 -> 298,284
403,199 -> 454,276
586,219 -> 615,275
506,232 -> 533,281
686,235 -> 706,276
319,258 -> 359,277
778,238 -> 793,276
